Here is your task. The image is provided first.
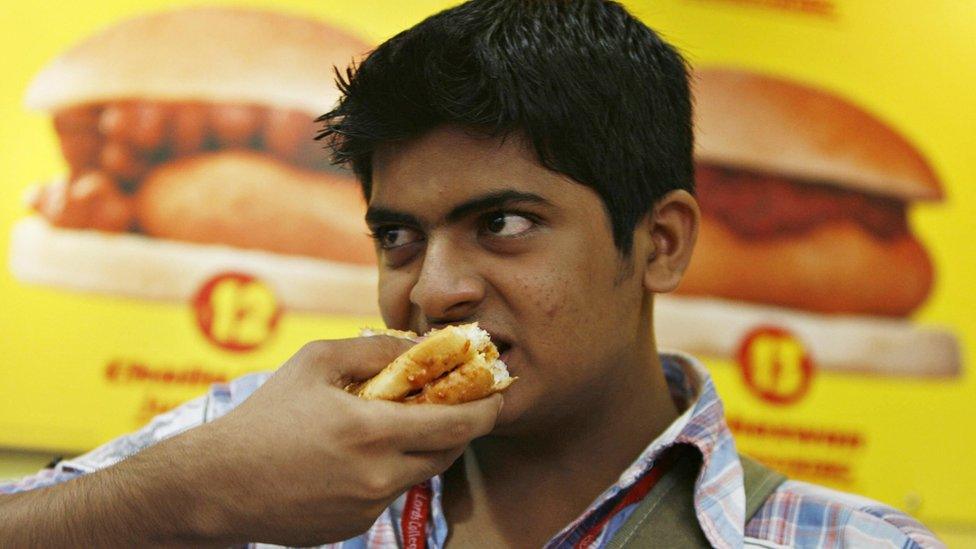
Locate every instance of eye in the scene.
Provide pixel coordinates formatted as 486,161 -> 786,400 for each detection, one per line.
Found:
371,226 -> 423,249
483,212 -> 536,237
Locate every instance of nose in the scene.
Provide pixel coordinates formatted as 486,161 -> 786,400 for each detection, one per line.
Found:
410,236 -> 485,323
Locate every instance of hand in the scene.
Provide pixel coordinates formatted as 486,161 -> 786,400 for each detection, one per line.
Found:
0,335 -> 501,547
188,335 -> 504,546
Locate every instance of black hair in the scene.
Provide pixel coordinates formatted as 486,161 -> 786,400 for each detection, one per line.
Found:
317,0 -> 694,254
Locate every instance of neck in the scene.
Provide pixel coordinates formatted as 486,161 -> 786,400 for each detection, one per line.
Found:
444,320 -> 680,546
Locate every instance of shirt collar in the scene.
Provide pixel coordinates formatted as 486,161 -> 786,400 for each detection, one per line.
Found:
548,351 -> 746,548
420,352 -> 746,549
660,351 -> 746,548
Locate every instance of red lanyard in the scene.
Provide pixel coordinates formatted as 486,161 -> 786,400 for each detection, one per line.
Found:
402,482 -> 432,549
400,450 -> 677,549
574,451 -> 677,549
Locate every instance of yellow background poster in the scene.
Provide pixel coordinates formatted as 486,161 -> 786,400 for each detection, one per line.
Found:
0,0 -> 972,538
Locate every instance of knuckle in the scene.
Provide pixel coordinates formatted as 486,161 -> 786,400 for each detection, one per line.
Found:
363,420 -> 394,446
336,406 -> 369,441
371,335 -> 414,361
354,407 -> 398,447
298,340 -> 338,372
361,471 -> 394,500
416,456 -> 445,480
300,339 -> 331,358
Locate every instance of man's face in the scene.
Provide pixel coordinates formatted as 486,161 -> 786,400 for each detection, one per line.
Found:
367,126 -> 649,432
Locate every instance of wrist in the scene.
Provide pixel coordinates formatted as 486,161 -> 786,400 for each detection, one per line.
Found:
134,421 -> 243,545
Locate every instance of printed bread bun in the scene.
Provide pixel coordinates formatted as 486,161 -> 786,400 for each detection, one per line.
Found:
360,327 -> 420,340
9,216 -> 379,315
693,67 -> 943,202
678,215 -> 934,317
24,7 -> 369,115
11,7 -> 378,315
408,359 -> 512,405
135,151 -> 375,265
353,324 -> 515,404
654,294 -> 961,377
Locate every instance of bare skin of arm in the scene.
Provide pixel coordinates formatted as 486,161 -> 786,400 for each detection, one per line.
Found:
0,336 -> 503,547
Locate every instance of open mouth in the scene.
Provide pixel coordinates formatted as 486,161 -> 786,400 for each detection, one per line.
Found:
495,340 -> 513,364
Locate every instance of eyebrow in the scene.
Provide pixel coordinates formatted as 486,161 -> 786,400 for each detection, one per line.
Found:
365,190 -> 552,227
364,208 -> 422,228
445,190 -> 551,223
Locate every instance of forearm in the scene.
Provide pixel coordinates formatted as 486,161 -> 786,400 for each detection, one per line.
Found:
0,425 -> 234,547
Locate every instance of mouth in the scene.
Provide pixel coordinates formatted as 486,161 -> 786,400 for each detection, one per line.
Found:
493,338 -> 513,366
415,323 -> 515,368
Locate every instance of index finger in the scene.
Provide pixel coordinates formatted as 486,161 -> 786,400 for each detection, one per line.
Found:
367,394 -> 504,452
302,335 -> 415,386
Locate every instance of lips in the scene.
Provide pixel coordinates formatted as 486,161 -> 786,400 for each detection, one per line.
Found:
479,328 -> 509,352
463,325 -> 513,365
489,336 -> 514,373
499,346 -> 513,363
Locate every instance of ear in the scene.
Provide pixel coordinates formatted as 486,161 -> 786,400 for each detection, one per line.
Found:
637,190 -> 700,293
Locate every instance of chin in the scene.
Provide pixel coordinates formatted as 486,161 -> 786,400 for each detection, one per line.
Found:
489,385 -> 528,433
486,380 -> 545,437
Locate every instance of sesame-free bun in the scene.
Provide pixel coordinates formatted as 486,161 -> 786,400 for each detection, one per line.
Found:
677,215 -> 934,317
353,324 -> 514,404
9,216 -> 379,315
693,68 -> 942,202
24,7 -> 370,115
655,293 -> 960,377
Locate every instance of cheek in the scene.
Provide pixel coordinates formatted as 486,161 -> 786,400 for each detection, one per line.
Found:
510,270 -> 592,361
521,242 -> 618,322
513,272 -> 570,319
508,251 -> 637,378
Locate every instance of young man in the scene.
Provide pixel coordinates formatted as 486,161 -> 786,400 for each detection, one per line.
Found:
0,1 -> 942,547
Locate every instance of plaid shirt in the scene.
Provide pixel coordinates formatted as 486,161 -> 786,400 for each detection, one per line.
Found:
1,353 -> 942,548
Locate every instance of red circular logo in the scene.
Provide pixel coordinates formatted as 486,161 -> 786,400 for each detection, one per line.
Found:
737,326 -> 814,406
193,273 -> 282,352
